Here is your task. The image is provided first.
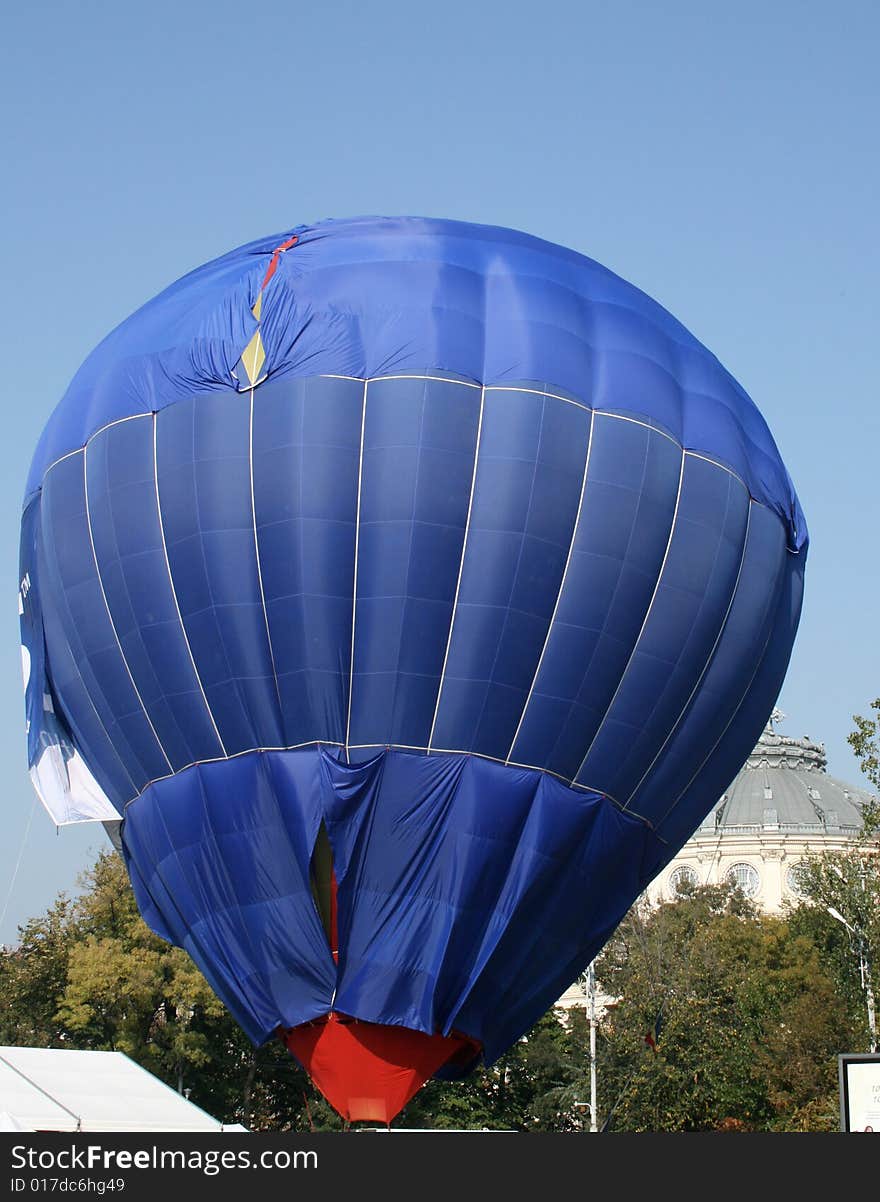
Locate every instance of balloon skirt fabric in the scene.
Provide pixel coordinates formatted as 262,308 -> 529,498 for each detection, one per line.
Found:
120,746 -> 666,1064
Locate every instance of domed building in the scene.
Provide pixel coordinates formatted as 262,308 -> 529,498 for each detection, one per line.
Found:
556,712 -> 873,1008
644,711 -> 872,912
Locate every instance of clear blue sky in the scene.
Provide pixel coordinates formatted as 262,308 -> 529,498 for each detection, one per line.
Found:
2,0 -> 878,944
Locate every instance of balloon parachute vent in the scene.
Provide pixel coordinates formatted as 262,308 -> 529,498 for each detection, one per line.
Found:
280,1014 -> 481,1124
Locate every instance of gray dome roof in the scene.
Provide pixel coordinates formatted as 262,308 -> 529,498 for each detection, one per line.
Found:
695,716 -> 873,837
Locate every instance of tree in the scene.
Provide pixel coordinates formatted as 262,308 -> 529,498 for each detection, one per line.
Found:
593,884 -> 853,1131
787,729 -> 879,1054
788,706 -> 880,1054
848,699 -> 880,791
397,1010 -> 592,1131
0,896 -> 73,1047
54,853 -> 227,1091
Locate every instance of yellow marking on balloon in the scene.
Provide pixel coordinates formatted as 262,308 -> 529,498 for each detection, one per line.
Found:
239,329 -> 265,385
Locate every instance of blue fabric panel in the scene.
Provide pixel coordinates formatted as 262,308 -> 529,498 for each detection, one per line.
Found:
348,376 -> 481,750
122,751 -> 334,1040
36,533 -> 134,809
430,388 -> 591,757
445,775 -> 664,1059
39,453 -> 158,793
121,746 -> 665,1059
20,492 -> 127,813
330,752 -> 664,1060
630,502 -> 789,831
155,394 -> 284,754
316,748 -> 388,899
26,218 -> 805,552
327,751 -> 470,1032
251,374 -> 363,747
81,416 -> 224,770
509,416 -> 683,778
576,456 -> 751,799
657,541 -> 804,849
85,425 -> 196,776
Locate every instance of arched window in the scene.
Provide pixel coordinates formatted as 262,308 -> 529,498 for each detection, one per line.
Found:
786,863 -> 810,897
725,862 -> 760,897
669,864 -> 699,896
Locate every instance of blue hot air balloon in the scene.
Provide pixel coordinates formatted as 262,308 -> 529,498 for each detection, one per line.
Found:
19,218 -> 806,1121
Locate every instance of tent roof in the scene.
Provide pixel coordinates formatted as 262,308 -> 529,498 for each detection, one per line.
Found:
0,1046 -> 236,1132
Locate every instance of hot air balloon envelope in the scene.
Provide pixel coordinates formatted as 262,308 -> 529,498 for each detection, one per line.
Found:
20,217 -> 806,1121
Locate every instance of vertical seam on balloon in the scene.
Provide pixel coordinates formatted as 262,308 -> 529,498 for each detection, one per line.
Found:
571,446 -> 687,787
82,443 -> 174,776
385,378 -> 429,745
248,385 -> 285,731
539,421 -> 656,774
151,411 -> 228,759
653,523 -> 788,831
36,475 -> 140,805
466,389 -> 548,748
427,385 -> 486,754
344,378 -> 369,763
504,406 -> 596,765
621,496 -> 753,812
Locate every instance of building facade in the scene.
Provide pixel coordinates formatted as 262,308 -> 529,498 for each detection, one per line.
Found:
645,715 -> 870,912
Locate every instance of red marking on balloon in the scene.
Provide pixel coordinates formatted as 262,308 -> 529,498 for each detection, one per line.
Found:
261,235 -> 298,289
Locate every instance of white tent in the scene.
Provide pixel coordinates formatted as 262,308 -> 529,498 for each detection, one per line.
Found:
0,1046 -> 245,1132
0,1110 -> 28,1130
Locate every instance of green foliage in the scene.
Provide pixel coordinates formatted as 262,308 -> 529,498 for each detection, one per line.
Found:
788,799 -> 879,1056
594,884 -> 856,1131
792,711 -> 880,1057
397,1011 -> 592,1131
848,700 -> 880,794
0,897 -> 73,1047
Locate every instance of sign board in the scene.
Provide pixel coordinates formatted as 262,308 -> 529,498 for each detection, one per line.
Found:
838,1054 -> 880,1132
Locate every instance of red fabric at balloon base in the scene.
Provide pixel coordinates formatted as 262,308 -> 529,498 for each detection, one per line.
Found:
281,1014 -> 481,1124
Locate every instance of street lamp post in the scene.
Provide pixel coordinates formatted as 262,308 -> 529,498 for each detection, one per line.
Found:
573,961 -> 600,1130
588,961 -> 598,1132
826,904 -> 877,1054
577,960 -> 599,1132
